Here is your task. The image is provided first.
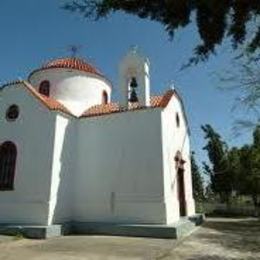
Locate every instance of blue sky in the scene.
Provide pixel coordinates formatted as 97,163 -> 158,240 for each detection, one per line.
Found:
0,0 -> 253,168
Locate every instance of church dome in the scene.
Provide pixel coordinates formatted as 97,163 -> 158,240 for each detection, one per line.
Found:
28,57 -> 112,116
29,57 -> 105,79
41,57 -> 104,78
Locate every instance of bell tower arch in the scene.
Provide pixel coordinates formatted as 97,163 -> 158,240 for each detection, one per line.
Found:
119,47 -> 151,109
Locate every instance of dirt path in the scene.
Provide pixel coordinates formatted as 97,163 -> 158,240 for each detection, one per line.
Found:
0,218 -> 259,260
164,217 -> 260,260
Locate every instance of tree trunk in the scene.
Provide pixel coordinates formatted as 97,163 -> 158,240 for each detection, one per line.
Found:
225,192 -> 232,212
252,194 -> 258,217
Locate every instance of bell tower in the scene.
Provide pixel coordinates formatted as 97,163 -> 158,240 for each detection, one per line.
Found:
119,47 -> 151,109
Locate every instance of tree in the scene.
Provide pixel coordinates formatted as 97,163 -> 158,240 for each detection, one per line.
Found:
253,125 -> 260,148
201,124 -> 232,204
204,183 -> 215,202
201,124 -> 260,212
191,151 -> 204,202
219,53 -> 260,131
226,147 -> 241,195
239,126 -> 260,209
63,0 -> 260,64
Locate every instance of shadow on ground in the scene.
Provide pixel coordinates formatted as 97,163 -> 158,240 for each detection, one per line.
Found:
184,255 -> 248,260
0,218 -> 259,260
199,218 -> 260,254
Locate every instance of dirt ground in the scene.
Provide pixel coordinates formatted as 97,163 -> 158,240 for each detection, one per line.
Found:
0,217 -> 259,260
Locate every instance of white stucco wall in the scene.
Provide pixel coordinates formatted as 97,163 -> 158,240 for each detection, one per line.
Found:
0,83 -> 194,226
47,114 -> 77,225
0,84 -> 56,225
28,69 -> 112,116
74,108 -> 166,224
161,95 -> 195,224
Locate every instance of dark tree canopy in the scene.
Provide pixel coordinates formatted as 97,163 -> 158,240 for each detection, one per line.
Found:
201,124 -> 233,203
63,0 -> 260,64
202,124 -> 260,208
191,152 -> 204,202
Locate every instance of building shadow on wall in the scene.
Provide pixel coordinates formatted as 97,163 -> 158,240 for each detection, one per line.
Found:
51,118 -> 77,226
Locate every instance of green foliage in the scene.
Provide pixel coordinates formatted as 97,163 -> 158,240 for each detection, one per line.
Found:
63,0 -> 260,64
201,124 -> 231,200
226,147 -> 241,192
239,126 -> 260,207
204,184 -> 216,202
253,125 -> 260,147
195,202 -> 205,213
12,232 -> 24,240
202,124 -> 260,208
191,152 -> 204,202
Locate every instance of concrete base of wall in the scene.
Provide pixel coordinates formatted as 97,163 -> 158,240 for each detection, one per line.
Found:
0,214 -> 204,239
0,224 -> 62,239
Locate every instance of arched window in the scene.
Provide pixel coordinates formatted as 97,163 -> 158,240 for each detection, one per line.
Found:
39,80 -> 50,97
102,90 -> 108,104
0,142 -> 17,190
6,105 -> 19,121
176,113 -> 180,128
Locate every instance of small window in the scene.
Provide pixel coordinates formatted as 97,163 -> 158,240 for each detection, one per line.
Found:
39,80 -> 50,97
0,142 -> 17,191
102,90 -> 108,104
6,105 -> 19,121
176,113 -> 180,127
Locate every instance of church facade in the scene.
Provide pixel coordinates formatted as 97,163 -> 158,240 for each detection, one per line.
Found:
0,49 -> 195,228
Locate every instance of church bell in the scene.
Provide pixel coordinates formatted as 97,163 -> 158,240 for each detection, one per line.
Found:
129,77 -> 138,103
129,88 -> 138,103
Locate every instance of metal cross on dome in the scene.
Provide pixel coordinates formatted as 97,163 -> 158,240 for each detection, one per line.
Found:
67,44 -> 83,58
130,45 -> 139,53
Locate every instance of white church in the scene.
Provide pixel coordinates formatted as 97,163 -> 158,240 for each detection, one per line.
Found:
0,49 -> 196,238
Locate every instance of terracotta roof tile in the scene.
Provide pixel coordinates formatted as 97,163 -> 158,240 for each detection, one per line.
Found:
1,80 -> 176,119
43,57 -> 103,76
158,89 -> 175,107
22,81 -> 73,116
28,57 -> 109,81
86,103 -> 120,117
81,90 -> 174,118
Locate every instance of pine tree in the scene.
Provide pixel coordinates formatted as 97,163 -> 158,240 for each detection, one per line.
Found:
191,152 -> 204,202
201,124 -> 232,204
240,126 -> 260,209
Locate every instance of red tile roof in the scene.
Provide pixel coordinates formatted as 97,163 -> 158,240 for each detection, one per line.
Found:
28,57 -> 110,84
1,80 -> 73,116
81,90 -> 175,118
44,57 -> 102,76
22,81 -> 73,116
1,81 -> 177,119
